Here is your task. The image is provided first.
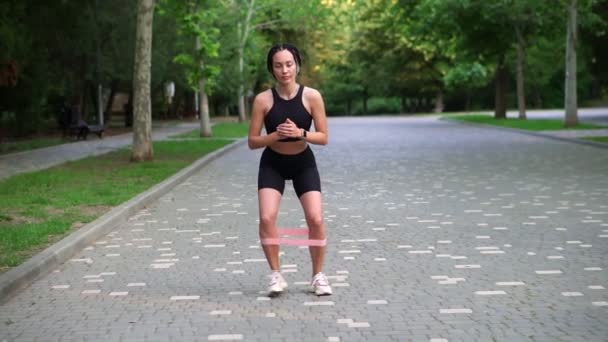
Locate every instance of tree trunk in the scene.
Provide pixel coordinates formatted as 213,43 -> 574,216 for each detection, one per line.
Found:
104,80 -> 117,124
88,82 -> 101,123
77,56 -> 88,121
362,88 -> 368,115
198,78 -> 212,137
515,25 -> 526,120
535,89 -> 543,108
93,0 -> 103,126
434,89 -> 444,113
564,0 -> 578,127
125,90 -> 133,127
196,37 -> 212,137
237,44 -> 246,123
131,0 -> 155,162
237,0 -> 255,123
494,54 -> 508,119
97,84 -> 103,125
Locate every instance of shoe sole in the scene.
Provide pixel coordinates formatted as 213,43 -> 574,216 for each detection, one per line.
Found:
268,282 -> 288,298
268,290 -> 283,298
311,287 -> 332,296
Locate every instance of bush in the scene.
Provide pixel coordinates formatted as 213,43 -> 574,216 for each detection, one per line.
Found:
326,97 -> 405,116
325,102 -> 349,116
353,97 -> 402,115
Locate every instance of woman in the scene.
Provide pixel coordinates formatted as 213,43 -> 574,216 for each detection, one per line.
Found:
248,43 -> 332,297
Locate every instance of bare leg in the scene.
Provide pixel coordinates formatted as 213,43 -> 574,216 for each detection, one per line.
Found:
299,191 -> 325,276
258,188 -> 282,271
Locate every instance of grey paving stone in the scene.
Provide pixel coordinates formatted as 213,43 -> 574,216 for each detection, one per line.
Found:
1,116 -> 607,341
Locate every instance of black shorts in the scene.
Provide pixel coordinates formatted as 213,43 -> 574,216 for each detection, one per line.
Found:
258,146 -> 321,198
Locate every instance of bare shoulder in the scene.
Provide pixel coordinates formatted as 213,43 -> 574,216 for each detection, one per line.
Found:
303,86 -> 323,102
254,89 -> 273,108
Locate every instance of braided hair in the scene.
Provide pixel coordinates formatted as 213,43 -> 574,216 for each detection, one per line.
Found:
266,43 -> 302,77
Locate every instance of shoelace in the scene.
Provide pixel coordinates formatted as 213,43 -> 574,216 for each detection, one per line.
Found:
313,274 -> 328,286
270,273 -> 281,285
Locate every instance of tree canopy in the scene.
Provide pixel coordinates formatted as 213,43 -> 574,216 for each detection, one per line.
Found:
0,0 -> 606,136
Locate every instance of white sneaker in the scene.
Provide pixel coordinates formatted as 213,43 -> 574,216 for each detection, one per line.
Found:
268,272 -> 287,297
311,272 -> 333,296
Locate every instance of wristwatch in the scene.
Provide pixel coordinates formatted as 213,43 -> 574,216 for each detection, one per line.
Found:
302,129 -> 307,138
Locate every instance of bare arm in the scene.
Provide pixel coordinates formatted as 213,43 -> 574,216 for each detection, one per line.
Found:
248,92 -> 280,149
303,88 -> 328,146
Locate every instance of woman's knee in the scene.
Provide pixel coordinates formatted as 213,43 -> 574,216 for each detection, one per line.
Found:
306,213 -> 324,229
259,212 -> 277,228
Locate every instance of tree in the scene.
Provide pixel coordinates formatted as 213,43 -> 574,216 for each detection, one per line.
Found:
230,0 -> 327,122
419,0 -> 519,118
511,1 -> 549,119
131,0 -> 155,161
311,0 -> 443,114
443,62 -> 491,111
580,0 -> 608,101
564,0 -> 579,127
563,0 -> 605,126
195,32 -> 219,137
235,0 -> 256,123
160,0 -> 221,137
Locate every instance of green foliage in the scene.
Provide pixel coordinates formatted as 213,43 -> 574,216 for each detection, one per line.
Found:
583,136 -> 608,143
444,63 -> 490,90
159,0 -> 222,94
1,0 -> 607,135
207,122 -> 250,137
353,98 -> 402,116
171,122 -> 250,138
0,0 -> 141,135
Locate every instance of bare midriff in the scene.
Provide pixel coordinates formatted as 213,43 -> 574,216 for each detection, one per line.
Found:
269,140 -> 307,155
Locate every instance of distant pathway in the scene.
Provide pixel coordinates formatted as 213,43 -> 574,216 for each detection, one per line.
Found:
505,107 -> 608,126
2,108 -> 607,181
504,108 -> 608,139
0,122 -> 199,180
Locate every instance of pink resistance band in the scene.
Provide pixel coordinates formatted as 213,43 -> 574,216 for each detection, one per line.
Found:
261,228 -> 327,247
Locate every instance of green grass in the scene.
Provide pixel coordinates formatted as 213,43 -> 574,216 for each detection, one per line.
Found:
172,122 -> 250,139
0,138 -> 66,156
0,138 -> 235,272
445,114 -> 607,131
582,136 -> 608,143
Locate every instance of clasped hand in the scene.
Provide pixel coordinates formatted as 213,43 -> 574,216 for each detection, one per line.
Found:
276,118 -> 301,139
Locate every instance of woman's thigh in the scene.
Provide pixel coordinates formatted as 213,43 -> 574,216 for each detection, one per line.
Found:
258,188 -> 282,228
299,191 -> 323,226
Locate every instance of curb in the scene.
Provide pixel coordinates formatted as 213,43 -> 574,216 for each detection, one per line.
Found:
0,137 -> 247,304
440,117 -> 608,150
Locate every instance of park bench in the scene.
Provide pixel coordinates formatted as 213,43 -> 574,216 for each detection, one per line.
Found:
59,105 -> 105,140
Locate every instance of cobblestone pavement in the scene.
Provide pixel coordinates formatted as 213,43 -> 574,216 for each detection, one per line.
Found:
1,116 -> 607,341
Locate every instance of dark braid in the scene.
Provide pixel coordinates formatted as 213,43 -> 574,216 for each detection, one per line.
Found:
266,43 -> 302,76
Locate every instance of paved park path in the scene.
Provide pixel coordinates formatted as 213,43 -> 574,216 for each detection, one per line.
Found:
1,116 -> 607,341
0,122 -> 200,180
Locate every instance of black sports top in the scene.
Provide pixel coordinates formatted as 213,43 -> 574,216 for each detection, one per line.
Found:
264,85 -> 312,142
